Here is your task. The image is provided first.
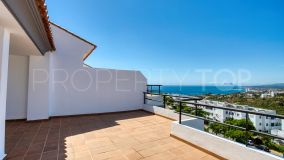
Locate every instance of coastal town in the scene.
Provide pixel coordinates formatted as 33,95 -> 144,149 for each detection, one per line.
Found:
201,88 -> 284,135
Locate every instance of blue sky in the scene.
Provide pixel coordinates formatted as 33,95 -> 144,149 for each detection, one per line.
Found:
46,0 -> 284,85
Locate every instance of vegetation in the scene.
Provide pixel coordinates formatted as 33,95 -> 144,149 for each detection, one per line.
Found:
206,93 -> 284,115
208,119 -> 284,153
265,140 -> 284,153
165,96 -> 175,107
208,118 -> 255,144
256,136 -> 284,153
251,83 -> 284,89
165,96 -> 209,117
165,94 -> 284,154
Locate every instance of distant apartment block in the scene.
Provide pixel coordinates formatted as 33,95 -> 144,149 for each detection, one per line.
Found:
261,91 -> 276,98
199,100 -> 281,133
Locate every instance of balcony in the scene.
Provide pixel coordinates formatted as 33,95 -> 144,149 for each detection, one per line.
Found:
0,0 -> 281,160
5,111 -> 221,160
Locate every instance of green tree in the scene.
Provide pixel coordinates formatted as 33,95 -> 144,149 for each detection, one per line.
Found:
208,123 -> 227,135
190,108 -> 210,118
208,118 -> 255,144
165,96 -> 210,118
225,118 -> 255,130
259,136 -> 284,153
224,119 -> 255,144
224,129 -> 253,144
172,104 -> 210,118
165,96 -> 174,107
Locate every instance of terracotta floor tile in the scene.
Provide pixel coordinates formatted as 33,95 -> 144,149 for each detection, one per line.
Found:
27,143 -> 45,155
141,151 -> 176,160
24,153 -> 41,160
138,144 -> 169,157
43,145 -> 58,153
74,150 -> 92,159
74,144 -> 89,152
41,150 -> 58,160
119,148 -> 143,160
92,150 -> 120,159
90,144 -> 117,155
132,141 -> 159,152
5,111 -> 222,160
201,156 -> 221,160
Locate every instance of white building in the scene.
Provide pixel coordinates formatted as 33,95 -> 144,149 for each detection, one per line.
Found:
261,91 -> 275,98
199,100 -> 281,133
245,88 -> 261,93
271,129 -> 284,139
271,119 -> 284,139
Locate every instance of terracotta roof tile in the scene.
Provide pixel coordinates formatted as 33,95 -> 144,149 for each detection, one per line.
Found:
35,0 -> 55,50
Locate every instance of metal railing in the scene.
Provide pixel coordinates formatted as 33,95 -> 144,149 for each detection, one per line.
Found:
143,91 -> 284,143
147,85 -> 162,94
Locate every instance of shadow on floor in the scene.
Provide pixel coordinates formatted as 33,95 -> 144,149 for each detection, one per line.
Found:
5,110 -> 222,160
5,110 -> 152,159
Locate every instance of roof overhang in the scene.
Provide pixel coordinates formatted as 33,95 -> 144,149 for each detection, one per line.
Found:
2,0 -> 55,55
50,22 -> 97,61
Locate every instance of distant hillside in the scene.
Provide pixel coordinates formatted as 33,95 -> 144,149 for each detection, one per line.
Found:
249,83 -> 284,89
206,93 -> 284,115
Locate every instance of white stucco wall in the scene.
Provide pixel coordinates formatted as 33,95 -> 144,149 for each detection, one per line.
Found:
12,24 -> 146,120
0,26 -> 10,159
46,24 -> 147,116
49,67 -> 146,116
6,55 -> 29,120
27,54 -> 50,120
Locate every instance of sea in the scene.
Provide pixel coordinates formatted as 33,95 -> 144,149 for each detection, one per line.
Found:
158,85 -> 245,96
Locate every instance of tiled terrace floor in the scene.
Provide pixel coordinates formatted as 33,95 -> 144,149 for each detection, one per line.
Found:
5,111 -> 221,160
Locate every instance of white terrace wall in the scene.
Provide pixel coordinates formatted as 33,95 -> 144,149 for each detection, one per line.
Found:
9,24 -> 147,120
0,26 -> 10,160
6,55 -> 29,120
49,67 -> 146,116
26,24 -> 147,119
27,54 -> 50,120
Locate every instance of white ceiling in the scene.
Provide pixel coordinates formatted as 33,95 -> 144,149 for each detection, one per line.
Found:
0,1 -> 42,56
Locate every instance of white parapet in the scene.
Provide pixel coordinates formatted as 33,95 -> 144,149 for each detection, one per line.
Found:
142,104 -> 204,129
171,120 -> 282,160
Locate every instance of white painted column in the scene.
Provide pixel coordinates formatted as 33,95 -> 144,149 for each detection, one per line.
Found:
27,54 -> 50,120
0,26 -> 10,159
